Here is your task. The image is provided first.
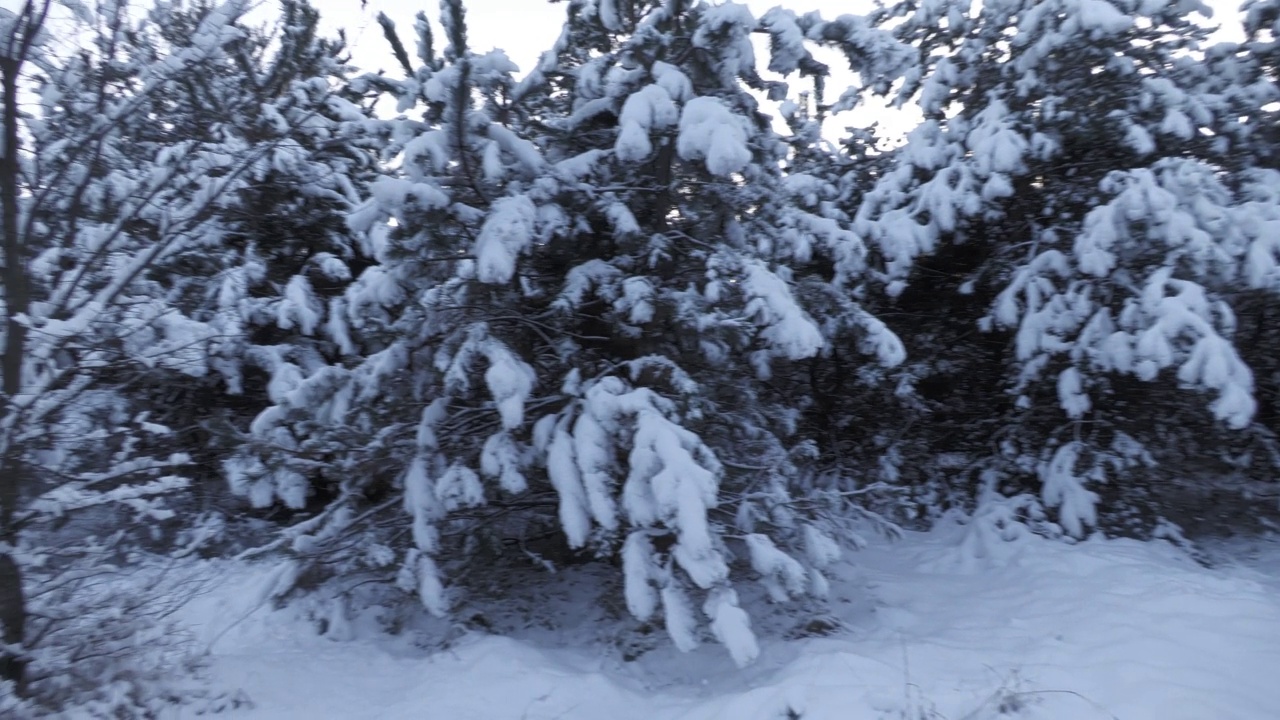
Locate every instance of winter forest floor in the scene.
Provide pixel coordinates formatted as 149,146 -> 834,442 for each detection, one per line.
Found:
144,520 -> 1280,720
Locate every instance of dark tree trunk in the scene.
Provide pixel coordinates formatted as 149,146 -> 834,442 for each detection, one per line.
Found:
0,1 -> 51,695
0,49 -> 27,695
0,551 -> 25,694
1,56 -> 27,402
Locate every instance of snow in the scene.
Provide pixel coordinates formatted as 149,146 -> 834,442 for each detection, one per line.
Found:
1039,442 -> 1100,538
802,524 -> 842,568
622,532 -> 660,621
966,101 -> 1029,175
547,418 -> 594,548
487,123 -> 545,173
703,587 -> 759,669
482,339 -> 537,429
651,63 -> 693,104
177,527 -> 1280,720
598,0 -> 622,32
740,261 -> 826,361
744,533 -> 808,602
618,277 -> 656,324
434,464 -> 485,512
1056,366 -> 1091,418
573,411 -> 621,531
275,276 -> 321,335
480,431 -> 529,494
691,3 -> 758,85
630,410 -> 727,588
474,195 -> 539,284
677,97 -> 753,176
759,8 -> 810,76
411,551 -> 449,618
402,456 -> 440,553
662,583 -> 702,653
615,84 -> 679,162
1076,0 -> 1133,34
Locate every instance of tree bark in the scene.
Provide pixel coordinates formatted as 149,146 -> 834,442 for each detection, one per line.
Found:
0,5 -> 36,399
0,1 -> 49,694
0,48 -> 28,697
0,551 -> 25,694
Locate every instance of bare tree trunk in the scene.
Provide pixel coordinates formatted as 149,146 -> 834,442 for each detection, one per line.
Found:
0,46 -> 29,699
0,551 -> 25,694
0,1 -> 51,694
0,6 -> 38,402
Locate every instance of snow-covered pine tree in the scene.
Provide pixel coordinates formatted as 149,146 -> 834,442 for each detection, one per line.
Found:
239,0 -> 911,665
753,10 -> 943,528
0,1 -> 375,711
114,0 -> 383,537
1162,0 -> 1280,529
855,0 -> 1280,537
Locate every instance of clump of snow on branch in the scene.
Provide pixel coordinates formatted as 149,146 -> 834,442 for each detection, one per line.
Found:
677,97 -> 752,176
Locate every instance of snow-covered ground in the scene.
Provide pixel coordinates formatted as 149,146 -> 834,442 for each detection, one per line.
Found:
171,523 -> 1280,720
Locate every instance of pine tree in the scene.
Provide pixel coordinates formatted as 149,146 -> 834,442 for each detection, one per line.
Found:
856,0 -> 1280,537
0,0 -> 375,711
123,0 -> 382,534
238,0 -> 913,664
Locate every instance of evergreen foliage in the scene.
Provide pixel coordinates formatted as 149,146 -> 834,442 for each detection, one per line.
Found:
0,0 -> 375,711
1,0 -> 1278,703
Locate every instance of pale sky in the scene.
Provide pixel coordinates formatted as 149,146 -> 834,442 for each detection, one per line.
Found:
319,0 -> 1243,139
325,0 -> 896,134
326,0 -> 867,78
326,0 -> 1243,79
0,0 -> 1246,77
0,0 -> 1247,135
327,0 -> 568,75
